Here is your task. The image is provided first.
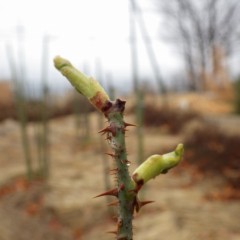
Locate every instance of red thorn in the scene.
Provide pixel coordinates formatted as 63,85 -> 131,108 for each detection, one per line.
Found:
124,122 -> 136,127
107,231 -> 117,235
98,124 -> 117,136
121,159 -> 131,165
109,172 -> 117,176
105,135 -> 112,141
105,152 -> 116,158
140,200 -> 154,207
111,215 -> 118,221
109,168 -> 118,172
119,183 -> 125,191
94,188 -> 118,198
135,200 -> 154,213
107,200 -> 119,206
98,126 -> 112,135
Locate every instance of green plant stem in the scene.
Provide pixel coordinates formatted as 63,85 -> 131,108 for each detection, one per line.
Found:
98,113 -> 113,216
136,89 -> 144,165
18,99 -> 33,180
41,86 -> 50,179
40,35 -> 50,179
6,43 -> 33,180
54,56 -> 135,239
107,102 -> 135,239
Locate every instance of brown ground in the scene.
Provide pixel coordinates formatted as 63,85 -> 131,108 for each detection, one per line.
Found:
0,93 -> 240,240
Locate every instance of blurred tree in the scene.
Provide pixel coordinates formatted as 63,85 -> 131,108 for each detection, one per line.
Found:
156,0 -> 240,91
234,77 -> 240,114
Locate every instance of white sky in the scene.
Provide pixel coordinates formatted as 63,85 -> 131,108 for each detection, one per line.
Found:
0,0 -> 184,93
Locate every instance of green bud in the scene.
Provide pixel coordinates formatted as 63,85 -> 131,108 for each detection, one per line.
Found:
54,56 -> 110,111
132,144 -> 184,186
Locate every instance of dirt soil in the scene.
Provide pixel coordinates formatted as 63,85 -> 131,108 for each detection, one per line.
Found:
0,94 -> 240,240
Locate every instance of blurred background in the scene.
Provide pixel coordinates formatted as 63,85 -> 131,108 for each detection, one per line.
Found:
0,0 -> 240,239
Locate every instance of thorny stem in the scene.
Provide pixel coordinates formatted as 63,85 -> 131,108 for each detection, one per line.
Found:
54,56 -> 184,240
106,100 -> 135,239
54,56 -> 135,238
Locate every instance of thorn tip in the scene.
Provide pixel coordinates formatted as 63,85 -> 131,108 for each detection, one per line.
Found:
94,188 -> 118,198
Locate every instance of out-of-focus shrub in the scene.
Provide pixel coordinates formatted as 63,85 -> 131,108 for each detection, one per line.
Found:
184,125 -> 240,198
143,104 -> 200,134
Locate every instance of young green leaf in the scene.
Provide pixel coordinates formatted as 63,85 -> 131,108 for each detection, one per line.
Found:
132,143 -> 184,187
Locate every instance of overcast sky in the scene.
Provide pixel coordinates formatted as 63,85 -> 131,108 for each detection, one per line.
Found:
0,0 -> 188,93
